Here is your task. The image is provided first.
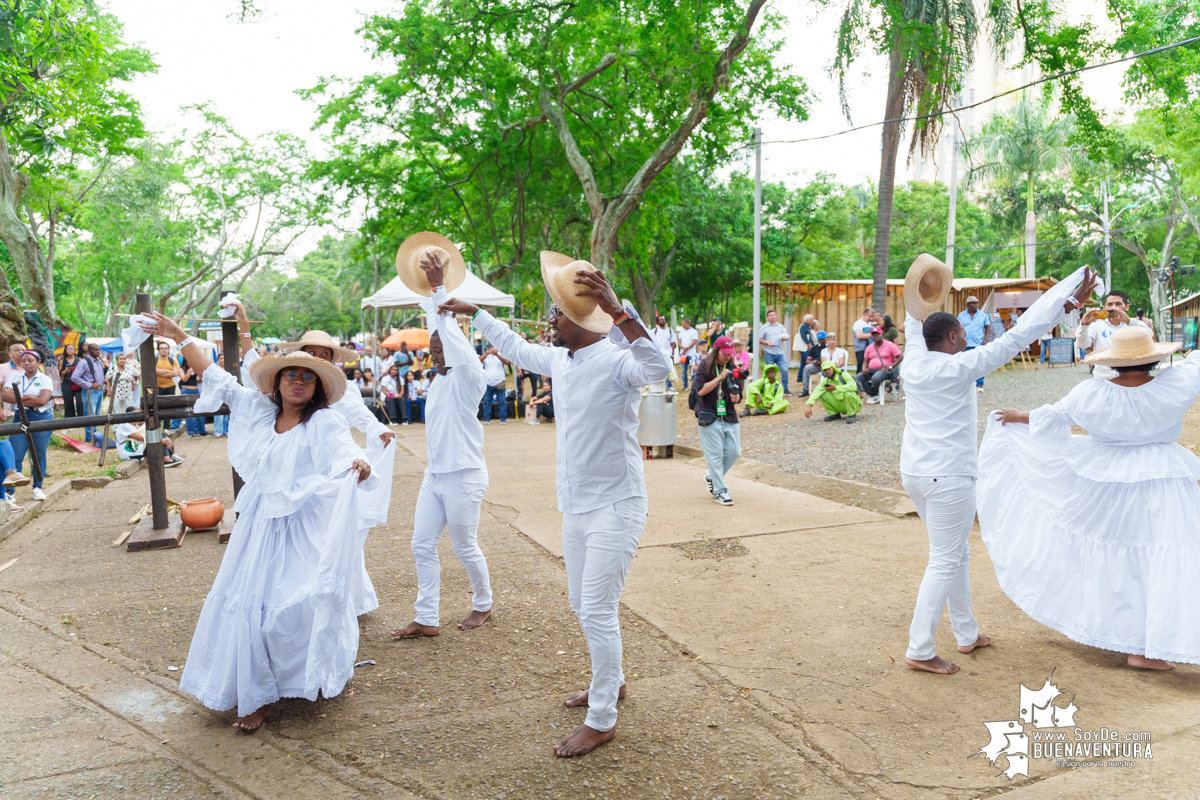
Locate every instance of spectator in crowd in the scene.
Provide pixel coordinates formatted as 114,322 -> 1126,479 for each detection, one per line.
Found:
381,364 -> 407,425
59,343 -> 84,420
852,307 -> 874,374
521,376 -> 554,424
649,314 -> 678,388
0,362 -> 32,510
956,296 -> 993,392
515,334 -> 542,400
743,363 -> 788,416
4,350 -> 54,500
694,336 -> 744,506
115,405 -> 184,467
352,367 -> 366,387
794,314 -> 817,389
1077,289 -> 1151,380
689,340 -> 708,386
707,317 -> 725,346
758,309 -> 792,395
677,318 -> 700,389
804,360 -> 863,424
71,342 -> 107,443
105,352 -> 140,417
801,331 -> 847,394
479,345 -> 507,424
880,314 -> 900,342
856,327 -> 904,403
212,354 -> 230,437
1135,308 -> 1155,339
155,339 -> 182,430
359,345 -> 384,379
394,342 -> 414,377
179,349 -> 208,437
403,370 -> 424,423
731,339 -> 751,371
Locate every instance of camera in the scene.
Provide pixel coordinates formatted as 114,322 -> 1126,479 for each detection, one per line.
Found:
726,365 -> 749,382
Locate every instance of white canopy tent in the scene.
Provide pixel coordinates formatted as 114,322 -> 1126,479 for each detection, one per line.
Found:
360,271 -> 515,311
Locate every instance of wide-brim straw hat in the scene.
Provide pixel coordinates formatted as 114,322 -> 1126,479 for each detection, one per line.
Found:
540,251 -> 613,334
904,253 -> 954,320
278,330 -> 358,362
248,351 -> 348,404
1084,325 -> 1179,367
395,232 -> 467,297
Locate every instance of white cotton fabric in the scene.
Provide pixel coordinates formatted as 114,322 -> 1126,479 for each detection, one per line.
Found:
474,310 -> 672,514
977,351 -> 1200,664
119,314 -> 153,353
900,265 -> 1085,479
179,365 -> 387,715
419,287 -> 488,474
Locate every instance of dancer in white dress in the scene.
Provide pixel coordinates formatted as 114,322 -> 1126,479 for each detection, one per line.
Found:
141,312 -> 382,730
390,249 -> 494,639
979,325 -> 1196,670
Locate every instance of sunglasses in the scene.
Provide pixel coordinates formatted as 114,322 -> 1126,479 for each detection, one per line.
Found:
548,305 -> 562,322
281,370 -> 317,384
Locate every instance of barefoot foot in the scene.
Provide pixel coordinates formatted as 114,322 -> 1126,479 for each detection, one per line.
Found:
232,705 -> 271,731
553,723 -> 616,757
390,621 -> 439,639
564,684 -> 627,708
905,655 -> 960,675
457,609 -> 491,631
958,635 -> 991,654
1127,654 -> 1175,671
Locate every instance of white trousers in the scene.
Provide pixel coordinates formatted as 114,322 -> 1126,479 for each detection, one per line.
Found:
562,496 -> 648,732
411,468 -> 492,627
902,474 -> 981,660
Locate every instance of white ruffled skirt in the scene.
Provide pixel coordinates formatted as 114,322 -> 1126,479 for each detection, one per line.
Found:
977,418 -> 1200,664
179,474 -> 367,715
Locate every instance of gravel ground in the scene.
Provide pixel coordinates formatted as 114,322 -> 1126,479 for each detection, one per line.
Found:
677,363 -> 1095,490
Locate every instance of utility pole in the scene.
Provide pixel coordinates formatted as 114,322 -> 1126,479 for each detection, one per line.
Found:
751,127 -> 762,379
1101,179 -> 1112,292
945,135 -> 959,271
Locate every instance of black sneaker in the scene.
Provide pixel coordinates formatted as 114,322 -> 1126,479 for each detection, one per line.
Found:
824,413 -> 841,421
704,474 -> 714,495
845,415 -> 857,424
714,491 -> 733,506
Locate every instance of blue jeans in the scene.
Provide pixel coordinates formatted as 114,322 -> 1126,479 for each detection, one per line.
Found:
214,414 -> 228,436
964,346 -> 984,387
697,418 -> 741,496
182,387 -> 206,435
0,439 -> 15,499
10,408 -> 52,488
82,387 -> 103,441
405,396 -> 426,422
763,352 -> 789,393
480,384 -> 506,422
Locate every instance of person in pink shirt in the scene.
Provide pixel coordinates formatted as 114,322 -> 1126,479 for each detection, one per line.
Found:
732,339 -> 752,370
856,327 -> 904,404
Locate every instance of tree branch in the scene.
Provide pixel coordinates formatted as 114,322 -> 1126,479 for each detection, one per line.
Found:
540,88 -> 604,220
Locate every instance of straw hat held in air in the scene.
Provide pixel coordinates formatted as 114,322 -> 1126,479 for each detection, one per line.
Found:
248,351 -> 348,404
277,330 -> 359,363
905,254 -> 953,321
1084,326 -> 1180,368
395,232 -> 467,297
541,250 -> 614,334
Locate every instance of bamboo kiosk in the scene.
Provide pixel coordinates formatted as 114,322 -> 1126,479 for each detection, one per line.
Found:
0,291 -> 246,550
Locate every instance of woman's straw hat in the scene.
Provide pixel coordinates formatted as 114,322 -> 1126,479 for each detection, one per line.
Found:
904,253 -> 954,321
395,232 -> 467,297
1084,325 -> 1179,367
541,251 -> 614,334
248,351 -> 348,403
278,330 -> 358,362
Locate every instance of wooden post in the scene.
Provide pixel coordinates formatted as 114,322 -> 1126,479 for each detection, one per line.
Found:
127,292 -> 185,549
220,290 -> 244,501
11,386 -> 41,483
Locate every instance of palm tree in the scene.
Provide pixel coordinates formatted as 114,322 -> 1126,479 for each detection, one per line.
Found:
967,94 -> 1073,279
835,0 -> 1018,309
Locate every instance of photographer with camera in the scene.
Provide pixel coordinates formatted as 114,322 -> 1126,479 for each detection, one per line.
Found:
692,336 -> 745,506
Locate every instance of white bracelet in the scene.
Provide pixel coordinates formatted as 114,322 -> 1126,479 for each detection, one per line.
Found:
180,336 -> 201,350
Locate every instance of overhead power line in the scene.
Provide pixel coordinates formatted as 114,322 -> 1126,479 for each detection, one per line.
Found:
755,35 -> 1200,147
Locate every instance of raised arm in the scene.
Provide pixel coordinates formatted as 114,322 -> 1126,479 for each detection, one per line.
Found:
904,312 -> 928,355
439,297 -> 558,377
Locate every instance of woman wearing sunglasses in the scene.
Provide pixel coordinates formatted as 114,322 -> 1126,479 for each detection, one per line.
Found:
139,311 -> 382,732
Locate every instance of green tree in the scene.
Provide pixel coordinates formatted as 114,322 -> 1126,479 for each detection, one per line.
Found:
966,94 -> 1073,279
307,0 -> 810,318
0,0 -> 154,334
834,0 -> 1018,309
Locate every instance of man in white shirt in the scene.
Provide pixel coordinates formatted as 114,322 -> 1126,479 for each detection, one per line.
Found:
359,345 -> 384,382
479,346 -> 508,423
900,264 -> 1095,676
439,260 -> 670,758
758,309 -> 792,395
677,318 -> 700,389
392,252 -> 494,639
852,308 -> 874,374
800,332 -> 847,392
650,314 -> 678,387
1076,289 -> 1150,380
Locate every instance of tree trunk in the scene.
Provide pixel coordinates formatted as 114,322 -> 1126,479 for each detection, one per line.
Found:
0,135 -> 63,328
871,45 -> 907,312
1024,173 -> 1036,279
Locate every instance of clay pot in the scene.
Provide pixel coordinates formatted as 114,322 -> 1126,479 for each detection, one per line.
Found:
180,498 -> 225,530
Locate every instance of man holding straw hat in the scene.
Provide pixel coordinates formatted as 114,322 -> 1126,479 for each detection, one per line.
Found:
439,251 -> 671,757
387,233 -> 496,640
898,254 -> 1096,676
